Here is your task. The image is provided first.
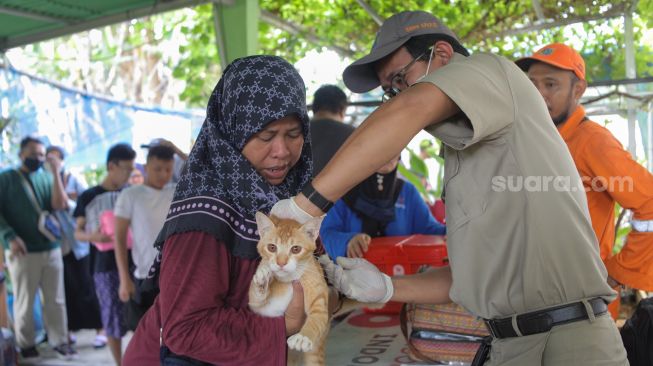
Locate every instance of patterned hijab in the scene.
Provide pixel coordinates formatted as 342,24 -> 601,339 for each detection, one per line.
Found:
148,56 -> 312,283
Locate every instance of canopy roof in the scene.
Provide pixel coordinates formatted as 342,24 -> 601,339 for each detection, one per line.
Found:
0,0 -> 219,51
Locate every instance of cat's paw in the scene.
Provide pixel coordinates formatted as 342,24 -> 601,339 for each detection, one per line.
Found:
253,265 -> 272,293
287,334 -> 313,352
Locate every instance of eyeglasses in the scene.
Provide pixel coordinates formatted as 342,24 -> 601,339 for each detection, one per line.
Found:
381,51 -> 428,103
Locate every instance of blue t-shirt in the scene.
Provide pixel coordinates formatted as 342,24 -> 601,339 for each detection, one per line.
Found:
320,180 -> 446,260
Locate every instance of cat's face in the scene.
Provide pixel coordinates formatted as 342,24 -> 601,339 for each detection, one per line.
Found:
255,212 -> 322,282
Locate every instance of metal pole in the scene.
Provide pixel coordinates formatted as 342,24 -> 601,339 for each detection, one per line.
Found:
624,8 -> 637,157
212,3 -> 228,70
531,0 -> 546,22
355,0 -> 383,26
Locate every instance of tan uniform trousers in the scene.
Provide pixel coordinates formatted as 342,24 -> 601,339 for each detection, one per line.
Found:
486,313 -> 628,365
6,248 -> 68,348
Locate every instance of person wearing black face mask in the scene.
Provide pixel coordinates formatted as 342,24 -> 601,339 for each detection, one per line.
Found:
23,156 -> 43,172
0,136 -> 77,360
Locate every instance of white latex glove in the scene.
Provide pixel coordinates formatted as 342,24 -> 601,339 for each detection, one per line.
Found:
318,255 -> 393,303
270,197 -> 315,224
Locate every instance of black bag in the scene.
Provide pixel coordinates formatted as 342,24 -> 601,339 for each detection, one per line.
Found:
620,297 -> 653,366
125,279 -> 158,331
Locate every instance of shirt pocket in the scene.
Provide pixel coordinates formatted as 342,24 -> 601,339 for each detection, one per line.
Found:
442,150 -> 475,234
443,145 -> 498,235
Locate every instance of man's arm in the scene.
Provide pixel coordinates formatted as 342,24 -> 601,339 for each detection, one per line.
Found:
159,139 -> 188,161
297,83 -> 459,216
319,255 -> 452,305
114,216 -> 134,302
74,217 -> 89,242
586,133 -> 653,220
586,131 -> 653,289
391,266 -> 452,304
47,153 -> 67,210
0,213 -> 25,257
74,217 -> 109,243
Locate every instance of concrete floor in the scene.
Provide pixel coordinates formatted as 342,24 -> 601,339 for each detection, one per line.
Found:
21,331 -> 132,366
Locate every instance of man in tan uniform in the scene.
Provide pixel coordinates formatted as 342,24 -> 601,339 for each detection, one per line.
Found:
272,10 -> 628,365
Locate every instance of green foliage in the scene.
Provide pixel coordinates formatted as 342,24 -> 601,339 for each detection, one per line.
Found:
0,98 -> 34,168
15,10 -> 191,107
0,115 -> 19,168
613,204 -> 632,254
82,165 -> 107,187
398,163 -> 429,198
168,0 -> 653,106
399,138 -> 445,203
639,0 -> 653,28
9,1 -> 653,109
173,4 -> 221,107
408,148 -> 429,180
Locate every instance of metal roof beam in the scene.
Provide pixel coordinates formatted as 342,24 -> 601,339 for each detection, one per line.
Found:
482,6 -> 625,40
0,5 -> 70,24
0,0 -> 223,51
355,0 -> 383,26
588,76 -> 653,88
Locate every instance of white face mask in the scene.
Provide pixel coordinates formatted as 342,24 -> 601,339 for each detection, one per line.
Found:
417,47 -> 435,83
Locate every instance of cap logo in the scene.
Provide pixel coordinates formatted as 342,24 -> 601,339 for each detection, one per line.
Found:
540,48 -> 554,56
404,21 -> 439,33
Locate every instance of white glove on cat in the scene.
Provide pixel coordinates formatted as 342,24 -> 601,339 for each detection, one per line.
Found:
270,197 -> 315,224
318,255 -> 394,303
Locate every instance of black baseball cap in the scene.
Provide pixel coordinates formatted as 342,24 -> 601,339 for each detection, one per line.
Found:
343,10 -> 468,93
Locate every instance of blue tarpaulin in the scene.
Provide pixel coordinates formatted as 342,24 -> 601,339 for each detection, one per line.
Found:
0,66 -> 204,169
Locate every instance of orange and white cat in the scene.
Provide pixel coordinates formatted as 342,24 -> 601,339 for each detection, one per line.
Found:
249,212 -> 329,366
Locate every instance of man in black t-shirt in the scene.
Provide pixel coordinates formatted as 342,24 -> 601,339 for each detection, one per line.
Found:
310,85 -> 355,176
74,143 -> 135,365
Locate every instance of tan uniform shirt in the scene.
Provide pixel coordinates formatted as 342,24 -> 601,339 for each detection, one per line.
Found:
419,53 -> 614,319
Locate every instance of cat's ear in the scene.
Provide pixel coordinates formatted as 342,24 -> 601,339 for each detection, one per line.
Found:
255,211 -> 276,237
301,216 -> 323,242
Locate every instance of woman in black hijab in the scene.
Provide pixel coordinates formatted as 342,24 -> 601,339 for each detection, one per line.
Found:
124,55 -> 313,366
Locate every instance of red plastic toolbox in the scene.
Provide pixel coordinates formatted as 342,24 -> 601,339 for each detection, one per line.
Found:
363,235 -> 448,314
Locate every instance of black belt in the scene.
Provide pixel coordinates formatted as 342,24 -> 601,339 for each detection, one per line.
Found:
484,297 -> 608,339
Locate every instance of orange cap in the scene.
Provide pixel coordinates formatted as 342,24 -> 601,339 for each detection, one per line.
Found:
515,43 -> 585,81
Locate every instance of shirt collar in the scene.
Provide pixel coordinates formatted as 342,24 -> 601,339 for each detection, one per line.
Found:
557,105 -> 586,141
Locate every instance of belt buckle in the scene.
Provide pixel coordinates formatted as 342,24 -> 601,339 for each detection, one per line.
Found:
484,320 -> 498,339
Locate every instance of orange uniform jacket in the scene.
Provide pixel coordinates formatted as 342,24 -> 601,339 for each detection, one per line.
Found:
559,105 -> 653,291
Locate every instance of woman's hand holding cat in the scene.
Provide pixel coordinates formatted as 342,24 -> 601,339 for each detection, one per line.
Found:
318,255 -> 393,303
284,281 -> 307,336
347,234 -> 371,258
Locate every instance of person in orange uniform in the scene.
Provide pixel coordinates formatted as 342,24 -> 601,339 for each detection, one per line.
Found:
517,43 -> 653,319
